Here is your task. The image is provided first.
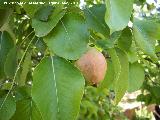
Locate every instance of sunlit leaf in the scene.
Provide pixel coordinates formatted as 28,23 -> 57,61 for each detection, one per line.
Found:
105,0 -> 133,33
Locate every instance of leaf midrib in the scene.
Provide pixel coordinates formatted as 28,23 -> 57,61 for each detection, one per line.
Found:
51,56 -> 60,118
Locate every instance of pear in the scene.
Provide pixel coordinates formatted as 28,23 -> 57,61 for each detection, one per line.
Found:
76,48 -> 107,84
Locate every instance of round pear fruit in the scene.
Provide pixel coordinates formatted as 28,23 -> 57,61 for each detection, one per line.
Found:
76,48 -> 107,84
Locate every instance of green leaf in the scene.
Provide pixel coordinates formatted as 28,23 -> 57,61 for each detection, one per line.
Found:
96,39 -> 114,49
21,0 -> 65,18
105,0 -> 133,33
32,7 -> 66,37
0,90 -> 7,97
0,9 -> 11,28
150,86 -> 160,98
34,6 -> 54,22
84,4 -> 109,38
134,19 -> 160,40
110,31 -> 122,42
14,86 -> 31,101
0,95 -> 16,120
118,27 -> 132,51
155,45 -> 160,53
19,52 -> 31,86
108,49 -> 121,85
108,48 -> 129,104
0,31 -> 14,80
35,38 -> 47,52
44,13 -> 89,60
114,49 -> 129,104
133,18 -> 158,60
127,42 -> 139,63
1,82 -> 12,90
32,56 -> 85,120
96,31 -> 121,50
21,0 -> 40,18
99,60 -> 115,90
128,62 -> 145,92
4,47 -> 17,79
11,99 -> 42,120
137,94 -> 153,105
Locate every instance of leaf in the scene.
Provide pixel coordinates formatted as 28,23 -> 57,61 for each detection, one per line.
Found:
127,42 -> 139,63
0,31 -> 14,80
34,6 -> 54,22
110,31 -> 122,42
0,95 -> 16,120
155,45 -> 160,53
32,56 -> 85,120
108,49 -> 121,85
108,48 -> 129,104
4,47 -> 17,79
0,90 -> 7,97
137,94 -> 153,105
21,0 -> 66,18
133,18 -> 158,60
84,4 -> 109,38
1,82 -> 12,90
21,0 -> 40,18
99,60 -> 115,90
128,62 -> 145,92
96,31 -> 121,50
19,52 -> 31,86
44,13 -> 89,60
114,49 -> 129,103
118,27 -> 132,51
150,86 -> 160,98
134,18 -> 160,40
105,0 -> 133,33
11,99 -> 42,120
14,86 -> 31,101
35,38 -> 47,52
96,39 -> 114,49
32,7 -> 66,37
0,9 -> 11,28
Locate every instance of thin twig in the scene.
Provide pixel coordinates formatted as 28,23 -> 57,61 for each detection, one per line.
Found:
19,31 -> 34,46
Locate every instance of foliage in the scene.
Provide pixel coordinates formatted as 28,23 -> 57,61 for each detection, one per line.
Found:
0,0 -> 159,119
78,86 -> 127,120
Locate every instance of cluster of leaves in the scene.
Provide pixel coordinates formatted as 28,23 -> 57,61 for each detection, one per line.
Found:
137,41 -> 160,105
0,0 -> 160,119
78,86 -> 127,120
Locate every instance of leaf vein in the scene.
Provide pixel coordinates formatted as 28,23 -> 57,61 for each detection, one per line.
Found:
51,56 -> 60,116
